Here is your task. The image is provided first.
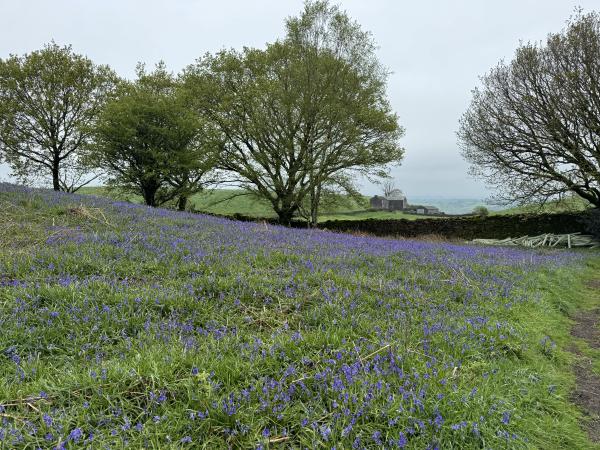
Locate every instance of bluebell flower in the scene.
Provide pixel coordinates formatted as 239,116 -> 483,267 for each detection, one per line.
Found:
68,428 -> 83,442
42,414 -> 52,427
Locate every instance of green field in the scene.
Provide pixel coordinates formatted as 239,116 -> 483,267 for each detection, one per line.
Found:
76,186 -> 597,225
79,186 -> 432,222
1,183 -> 599,448
492,196 -> 592,215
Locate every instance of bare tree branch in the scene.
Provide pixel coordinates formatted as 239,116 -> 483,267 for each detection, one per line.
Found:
458,11 -> 600,208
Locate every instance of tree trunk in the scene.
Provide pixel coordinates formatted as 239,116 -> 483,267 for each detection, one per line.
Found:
276,208 -> 295,225
310,183 -> 322,227
273,194 -> 298,225
177,195 -> 188,211
142,187 -> 158,207
52,162 -> 60,191
573,186 -> 600,209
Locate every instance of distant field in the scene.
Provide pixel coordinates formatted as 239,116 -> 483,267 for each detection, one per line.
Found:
79,187 -> 433,222
79,186 -> 593,222
492,197 -> 591,215
407,197 -> 504,215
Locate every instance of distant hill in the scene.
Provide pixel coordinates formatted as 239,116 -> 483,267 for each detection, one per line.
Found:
407,195 -> 593,215
406,197 -> 504,215
492,196 -> 592,215
79,186 -> 592,220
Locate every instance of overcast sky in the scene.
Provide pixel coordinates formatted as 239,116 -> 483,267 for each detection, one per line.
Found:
1,0 -> 598,198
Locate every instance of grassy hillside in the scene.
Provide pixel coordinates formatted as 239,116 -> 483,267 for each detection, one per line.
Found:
84,187 -> 594,221
492,196 -> 592,215
1,183 -> 599,448
79,186 -> 429,221
74,187 -> 600,228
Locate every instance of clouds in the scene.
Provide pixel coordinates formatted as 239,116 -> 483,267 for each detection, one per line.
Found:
1,0 -> 597,196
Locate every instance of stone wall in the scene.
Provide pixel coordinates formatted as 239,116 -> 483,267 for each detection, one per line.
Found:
317,211 -> 600,240
201,210 -> 600,240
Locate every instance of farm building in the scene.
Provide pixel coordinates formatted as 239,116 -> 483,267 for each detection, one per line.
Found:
416,206 -> 440,215
386,189 -> 407,210
370,189 -> 444,215
369,189 -> 407,211
369,195 -> 389,210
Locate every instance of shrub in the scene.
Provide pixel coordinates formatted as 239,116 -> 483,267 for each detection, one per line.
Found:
473,206 -> 490,217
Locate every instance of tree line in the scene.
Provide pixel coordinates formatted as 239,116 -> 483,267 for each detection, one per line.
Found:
0,1 -> 404,225
1,2 -> 599,225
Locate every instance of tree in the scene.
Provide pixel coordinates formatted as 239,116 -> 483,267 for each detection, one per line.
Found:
458,11 -> 600,209
472,205 -> 489,217
382,179 -> 397,197
285,1 -> 405,226
0,42 -> 116,191
297,172 -> 366,223
89,63 -> 217,209
184,0 -> 403,224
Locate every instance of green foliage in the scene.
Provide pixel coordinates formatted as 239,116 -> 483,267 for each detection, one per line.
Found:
88,63 -> 218,208
183,0 -> 403,224
472,205 -> 489,217
0,42 -> 117,191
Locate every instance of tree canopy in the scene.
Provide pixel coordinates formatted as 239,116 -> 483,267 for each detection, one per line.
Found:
89,63 -> 218,209
0,42 -> 116,191
458,11 -> 600,209
0,2 -> 404,219
184,0 -> 403,223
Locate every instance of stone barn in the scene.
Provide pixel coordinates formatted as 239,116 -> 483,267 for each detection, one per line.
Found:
386,189 -> 406,210
369,189 -> 407,211
369,195 -> 389,210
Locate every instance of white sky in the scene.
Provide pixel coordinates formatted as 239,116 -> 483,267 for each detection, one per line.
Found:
1,0 -> 598,197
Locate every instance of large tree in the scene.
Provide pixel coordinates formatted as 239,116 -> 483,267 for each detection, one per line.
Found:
184,1 -> 403,224
0,42 -> 116,191
458,11 -> 600,208
89,63 -> 217,209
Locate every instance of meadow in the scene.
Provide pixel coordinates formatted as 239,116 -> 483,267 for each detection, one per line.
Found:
1,183 -> 599,449
77,187 -> 486,220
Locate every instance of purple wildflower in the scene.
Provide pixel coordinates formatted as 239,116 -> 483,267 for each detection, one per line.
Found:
68,428 -> 83,442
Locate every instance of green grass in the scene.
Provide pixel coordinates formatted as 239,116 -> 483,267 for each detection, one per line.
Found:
79,187 -> 597,222
0,184 -> 599,448
185,188 -> 278,218
317,210 -> 429,222
79,186 -> 430,221
492,196 -> 592,215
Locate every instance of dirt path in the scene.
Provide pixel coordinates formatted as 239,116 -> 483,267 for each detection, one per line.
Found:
570,280 -> 600,444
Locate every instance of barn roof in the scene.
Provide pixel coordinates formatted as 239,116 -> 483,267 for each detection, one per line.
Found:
386,189 -> 406,200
